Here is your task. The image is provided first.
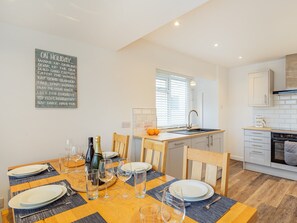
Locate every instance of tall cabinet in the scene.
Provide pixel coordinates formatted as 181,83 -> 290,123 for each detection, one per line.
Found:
248,70 -> 274,107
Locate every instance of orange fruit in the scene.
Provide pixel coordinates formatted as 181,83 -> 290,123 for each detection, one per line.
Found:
147,128 -> 155,136
154,129 -> 160,135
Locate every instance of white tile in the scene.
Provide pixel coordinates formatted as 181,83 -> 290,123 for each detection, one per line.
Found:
285,119 -> 297,124
279,114 -> 291,119
279,105 -> 291,109
285,100 -> 297,105
279,95 -> 291,100
286,110 -> 297,114
291,95 -> 297,99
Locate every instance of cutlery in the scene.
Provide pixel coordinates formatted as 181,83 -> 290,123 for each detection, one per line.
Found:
47,165 -> 54,172
19,201 -> 71,219
154,193 -> 191,208
204,196 -> 222,210
61,182 -> 77,196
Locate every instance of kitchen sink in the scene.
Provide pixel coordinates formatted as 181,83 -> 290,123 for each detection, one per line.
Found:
170,128 -> 220,135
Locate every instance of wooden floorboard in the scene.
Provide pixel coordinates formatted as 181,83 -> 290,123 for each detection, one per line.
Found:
227,160 -> 297,223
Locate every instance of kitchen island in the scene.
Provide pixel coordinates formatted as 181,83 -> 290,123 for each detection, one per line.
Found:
133,129 -> 225,179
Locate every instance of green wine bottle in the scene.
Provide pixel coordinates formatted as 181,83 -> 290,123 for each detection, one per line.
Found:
91,136 -> 104,185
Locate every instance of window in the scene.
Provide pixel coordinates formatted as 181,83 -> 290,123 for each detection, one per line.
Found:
156,69 -> 192,128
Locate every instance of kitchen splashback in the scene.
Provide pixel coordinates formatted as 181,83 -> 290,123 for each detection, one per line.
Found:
254,94 -> 297,130
132,108 -> 157,135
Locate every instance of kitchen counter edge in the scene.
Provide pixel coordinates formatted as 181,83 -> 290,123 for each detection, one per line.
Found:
134,130 -> 225,142
243,126 -> 297,134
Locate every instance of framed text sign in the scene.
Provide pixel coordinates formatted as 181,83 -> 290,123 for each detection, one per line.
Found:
35,49 -> 77,108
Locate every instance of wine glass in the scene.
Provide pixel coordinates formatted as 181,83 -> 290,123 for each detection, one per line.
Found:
99,158 -> 114,199
161,186 -> 185,223
117,158 -> 132,198
70,145 -> 84,170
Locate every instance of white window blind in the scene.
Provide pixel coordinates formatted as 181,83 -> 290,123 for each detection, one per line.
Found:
156,70 -> 191,128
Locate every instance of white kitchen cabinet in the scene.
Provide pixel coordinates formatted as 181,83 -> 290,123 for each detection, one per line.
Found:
244,130 -> 271,166
248,70 -> 274,107
191,133 -> 223,152
166,139 -> 191,179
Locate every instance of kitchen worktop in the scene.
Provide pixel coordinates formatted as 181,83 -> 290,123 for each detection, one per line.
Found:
134,129 -> 225,142
244,126 -> 297,134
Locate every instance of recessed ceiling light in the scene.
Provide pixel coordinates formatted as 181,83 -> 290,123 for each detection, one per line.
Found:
238,56 -> 243,59
214,43 -> 219,47
174,21 -> 180,27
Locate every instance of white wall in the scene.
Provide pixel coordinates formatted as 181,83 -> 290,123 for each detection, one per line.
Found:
0,23 -> 219,208
226,58 -> 286,160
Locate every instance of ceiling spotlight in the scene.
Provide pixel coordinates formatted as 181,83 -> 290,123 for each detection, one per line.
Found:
174,21 -> 180,27
214,43 -> 219,47
238,56 -> 243,59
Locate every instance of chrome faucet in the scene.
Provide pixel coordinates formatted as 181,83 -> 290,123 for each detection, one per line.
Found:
187,109 -> 199,129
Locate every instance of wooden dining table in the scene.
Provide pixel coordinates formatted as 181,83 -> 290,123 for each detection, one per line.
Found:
8,159 -> 257,223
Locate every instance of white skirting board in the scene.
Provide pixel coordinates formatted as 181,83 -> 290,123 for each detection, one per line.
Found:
244,162 -> 297,181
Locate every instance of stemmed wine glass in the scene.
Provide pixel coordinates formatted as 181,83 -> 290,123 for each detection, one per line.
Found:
99,158 -> 114,199
161,186 -> 185,223
117,158 -> 132,198
70,145 -> 84,171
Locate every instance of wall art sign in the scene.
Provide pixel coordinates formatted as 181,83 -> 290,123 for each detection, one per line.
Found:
35,49 -> 77,108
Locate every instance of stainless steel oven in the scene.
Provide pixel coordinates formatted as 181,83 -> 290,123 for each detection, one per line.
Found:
271,132 -> 297,164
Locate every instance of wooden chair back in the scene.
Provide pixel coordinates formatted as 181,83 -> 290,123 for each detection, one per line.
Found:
140,138 -> 168,173
112,132 -> 130,158
182,146 -> 230,196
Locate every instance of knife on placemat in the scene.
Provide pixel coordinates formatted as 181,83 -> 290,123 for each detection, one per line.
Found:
20,201 -> 71,219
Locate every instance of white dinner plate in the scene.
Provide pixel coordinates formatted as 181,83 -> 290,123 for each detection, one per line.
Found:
121,162 -> 152,172
103,151 -> 119,159
169,180 -> 214,202
8,164 -> 48,177
8,185 -> 67,209
20,185 -> 63,206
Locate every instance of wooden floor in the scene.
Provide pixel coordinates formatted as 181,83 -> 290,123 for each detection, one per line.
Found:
225,160 -> 297,223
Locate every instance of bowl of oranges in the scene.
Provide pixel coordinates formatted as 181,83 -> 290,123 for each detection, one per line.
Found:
146,128 -> 160,136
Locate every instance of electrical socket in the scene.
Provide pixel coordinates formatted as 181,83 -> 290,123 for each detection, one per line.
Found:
0,196 -> 4,209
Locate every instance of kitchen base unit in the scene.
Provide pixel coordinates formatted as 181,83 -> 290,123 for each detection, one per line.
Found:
243,127 -> 297,181
133,130 -> 225,180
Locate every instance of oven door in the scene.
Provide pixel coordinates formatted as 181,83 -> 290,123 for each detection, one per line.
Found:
271,139 -> 286,164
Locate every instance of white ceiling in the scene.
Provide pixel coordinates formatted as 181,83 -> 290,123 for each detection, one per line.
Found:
144,0 -> 297,67
2,0 -> 297,68
0,0 -> 208,50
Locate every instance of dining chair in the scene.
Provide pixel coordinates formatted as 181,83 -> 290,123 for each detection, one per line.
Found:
140,138 -> 168,173
112,132 -> 130,158
182,146 -> 230,196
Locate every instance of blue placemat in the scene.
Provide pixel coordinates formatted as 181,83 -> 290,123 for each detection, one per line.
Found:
8,163 -> 59,186
73,212 -> 107,223
12,180 -> 87,223
147,180 -> 237,223
126,170 -> 164,186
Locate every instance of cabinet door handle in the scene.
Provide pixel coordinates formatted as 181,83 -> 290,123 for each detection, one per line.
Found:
174,142 -> 184,146
252,144 -> 262,148
251,150 -> 263,155
210,135 -> 213,146
251,138 -> 263,141
251,132 -> 262,135
264,94 -> 267,104
207,135 -> 210,147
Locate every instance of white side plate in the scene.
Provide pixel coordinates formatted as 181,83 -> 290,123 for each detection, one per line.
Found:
121,162 -> 152,172
8,185 -> 67,209
169,180 -> 214,202
20,185 -> 63,206
102,151 -> 119,159
7,164 -> 49,178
